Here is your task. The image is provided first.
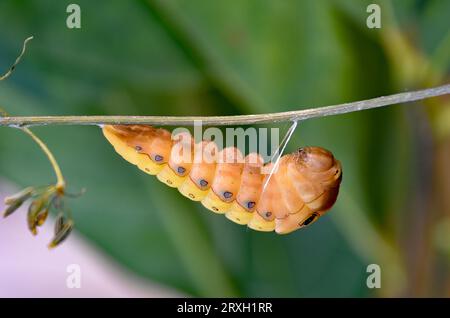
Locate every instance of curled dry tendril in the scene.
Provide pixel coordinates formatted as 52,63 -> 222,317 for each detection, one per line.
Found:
1,36 -> 78,248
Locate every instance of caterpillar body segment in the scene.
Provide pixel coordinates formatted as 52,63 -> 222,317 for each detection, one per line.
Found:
103,125 -> 342,234
178,140 -> 217,201
225,201 -> 254,225
202,147 -> 244,214
178,178 -> 208,201
102,125 -> 164,175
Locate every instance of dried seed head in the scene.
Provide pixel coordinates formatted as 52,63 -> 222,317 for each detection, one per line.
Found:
3,201 -> 23,218
36,208 -> 49,226
3,187 -> 34,218
48,219 -> 74,249
2,183 -> 78,248
54,213 -> 65,234
4,187 -> 33,205
27,197 -> 49,235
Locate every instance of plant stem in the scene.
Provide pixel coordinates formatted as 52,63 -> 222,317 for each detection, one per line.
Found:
0,84 -> 449,127
21,127 -> 65,191
0,36 -> 33,81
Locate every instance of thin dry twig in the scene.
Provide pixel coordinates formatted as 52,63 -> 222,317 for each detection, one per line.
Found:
0,36 -> 449,128
21,127 -> 66,191
1,36 -> 65,190
0,36 -> 33,81
0,84 -> 449,127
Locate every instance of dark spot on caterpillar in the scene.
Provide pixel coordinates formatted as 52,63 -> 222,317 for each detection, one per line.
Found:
177,166 -> 186,174
154,155 -> 163,162
223,191 -> 233,199
188,193 -> 195,199
199,179 -> 208,187
145,168 -> 150,172
135,145 -> 142,151
302,213 -> 318,227
297,147 -> 308,160
212,206 -> 219,212
265,212 -> 272,218
247,201 -> 255,209
166,180 -> 172,185
236,218 -> 241,221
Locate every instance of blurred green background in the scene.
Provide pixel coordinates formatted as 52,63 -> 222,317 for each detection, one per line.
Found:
1,0 -> 449,297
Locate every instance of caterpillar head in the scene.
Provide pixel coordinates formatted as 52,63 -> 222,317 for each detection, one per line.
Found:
295,146 -> 336,172
281,146 -> 342,231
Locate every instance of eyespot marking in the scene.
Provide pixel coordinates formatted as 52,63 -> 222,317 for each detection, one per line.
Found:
199,179 -> 208,187
223,191 -> 233,199
135,145 -> 142,151
265,212 -> 272,218
177,166 -> 186,174
247,201 -> 255,209
154,155 -> 163,162
212,206 -> 219,212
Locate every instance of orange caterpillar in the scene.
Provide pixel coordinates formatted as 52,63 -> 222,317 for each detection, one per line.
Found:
103,125 -> 342,234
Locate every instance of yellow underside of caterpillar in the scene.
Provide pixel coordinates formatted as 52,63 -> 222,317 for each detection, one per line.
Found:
103,127 -> 276,232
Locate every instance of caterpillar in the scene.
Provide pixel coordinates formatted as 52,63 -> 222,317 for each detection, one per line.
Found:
102,125 -> 342,234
